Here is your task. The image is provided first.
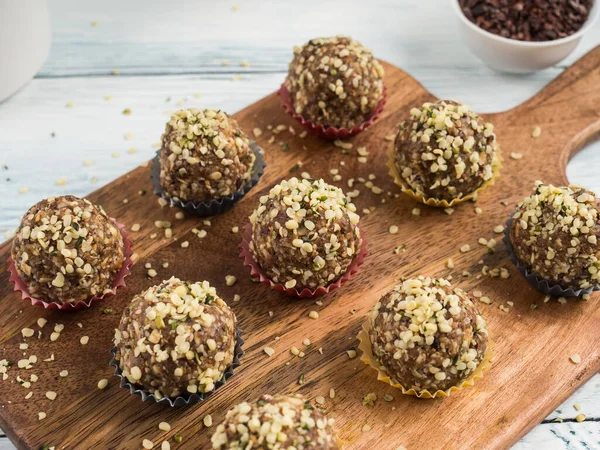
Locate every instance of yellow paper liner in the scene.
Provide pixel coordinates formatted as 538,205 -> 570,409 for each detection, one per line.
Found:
386,141 -> 503,208
357,320 -> 493,399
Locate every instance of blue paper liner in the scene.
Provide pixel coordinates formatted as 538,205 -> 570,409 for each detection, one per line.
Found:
150,141 -> 265,217
503,213 -> 600,297
109,328 -> 244,407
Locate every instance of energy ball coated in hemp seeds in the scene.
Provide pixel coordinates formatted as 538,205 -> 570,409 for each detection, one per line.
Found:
393,100 -> 500,203
159,109 -> 256,203
114,277 -> 237,399
510,182 -> 600,290
368,276 -> 489,393
211,394 -> 339,450
286,36 -> 384,130
249,177 -> 361,291
10,195 -> 124,305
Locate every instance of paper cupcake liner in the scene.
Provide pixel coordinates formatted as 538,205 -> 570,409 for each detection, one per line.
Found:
150,142 -> 266,217
357,321 -> 493,399
239,223 -> 368,299
109,328 -> 245,407
386,141 -> 503,208
278,80 -> 387,141
7,219 -> 134,311
503,213 -> 600,297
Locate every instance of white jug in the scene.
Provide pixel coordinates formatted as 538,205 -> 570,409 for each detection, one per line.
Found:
0,0 -> 51,103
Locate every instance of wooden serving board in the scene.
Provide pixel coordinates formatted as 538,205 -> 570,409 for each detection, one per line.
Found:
0,47 -> 599,450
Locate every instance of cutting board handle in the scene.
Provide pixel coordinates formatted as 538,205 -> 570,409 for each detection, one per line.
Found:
499,45 -> 600,185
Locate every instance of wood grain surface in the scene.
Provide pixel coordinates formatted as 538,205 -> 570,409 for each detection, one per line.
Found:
0,45 -> 599,450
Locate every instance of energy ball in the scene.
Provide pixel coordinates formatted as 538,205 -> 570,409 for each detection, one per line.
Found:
393,100 -> 500,204
286,36 -> 384,129
249,177 -> 361,290
11,195 -> 124,304
211,394 -> 339,450
159,109 -> 256,203
368,276 -> 489,393
510,182 -> 600,290
114,277 -> 237,399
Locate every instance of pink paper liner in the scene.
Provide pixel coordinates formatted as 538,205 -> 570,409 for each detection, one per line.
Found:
239,223 -> 368,298
7,219 -> 134,311
277,80 -> 387,141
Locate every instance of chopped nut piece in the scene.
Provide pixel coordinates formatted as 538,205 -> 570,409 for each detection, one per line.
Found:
97,379 -> 108,390
45,391 -> 57,401
203,414 -> 213,427
225,275 -> 237,286
59,370 -> 68,377
412,208 -> 420,216
315,395 -> 326,405
308,311 -> 319,320
142,439 -> 154,449
347,349 -> 357,359
80,336 -> 89,345
131,223 -> 141,232
532,126 -> 541,138
158,421 -> 171,432
21,328 -> 34,338
38,412 -> 46,420
576,413 -> 586,422
460,244 -> 471,253
510,152 -> 523,160
180,241 -> 189,248
263,347 -> 275,357
389,225 -> 399,234
570,354 -> 581,364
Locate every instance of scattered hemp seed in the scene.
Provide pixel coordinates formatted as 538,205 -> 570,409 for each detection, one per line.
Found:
447,258 -> 455,269
65,102 -> 74,108
298,373 -> 306,385
329,388 -> 336,399
576,413 -> 586,422
231,226 -> 239,233
308,311 -> 319,320
570,354 -> 581,364
389,225 -> 399,235
18,186 -> 29,194
253,128 -> 262,138
80,336 -> 89,345
383,394 -> 394,402
142,439 -> 154,450
203,414 -> 213,427
362,424 -> 372,432
38,412 -> 46,420
83,160 -> 93,167
112,152 -> 120,158
494,225 -> 504,234
147,269 -> 158,278
158,421 -> 171,432
21,328 -> 35,338
315,396 -> 326,405
225,275 -> 237,287
59,370 -> 68,377
127,147 -> 137,154
263,347 -> 275,357
510,152 -> 523,160
412,208 -> 420,216
45,391 -> 57,401
97,379 -> 108,390
460,244 -> 471,253
162,442 -> 170,450
362,392 -> 377,406
173,435 -> 182,443
131,223 -> 141,232
175,212 -> 185,220
347,349 -> 357,359
233,294 -> 241,302
574,403 -> 582,412
180,241 -> 190,248
122,108 -> 132,115
532,126 -> 542,138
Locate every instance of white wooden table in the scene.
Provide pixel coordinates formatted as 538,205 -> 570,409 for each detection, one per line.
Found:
0,1 -> 599,448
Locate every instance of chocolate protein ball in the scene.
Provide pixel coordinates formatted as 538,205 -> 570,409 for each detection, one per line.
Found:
368,276 -> 489,393
159,109 -> 256,203
285,36 -> 384,129
211,394 -> 339,450
393,100 -> 500,204
114,277 -> 237,399
509,182 -> 600,290
249,177 -> 361,291
11,195 -> 124,304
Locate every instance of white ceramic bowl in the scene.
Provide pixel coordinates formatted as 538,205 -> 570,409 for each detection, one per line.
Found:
450,0 -> 599,73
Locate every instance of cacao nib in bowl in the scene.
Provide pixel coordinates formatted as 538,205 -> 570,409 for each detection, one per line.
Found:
450,0 -> 599,73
